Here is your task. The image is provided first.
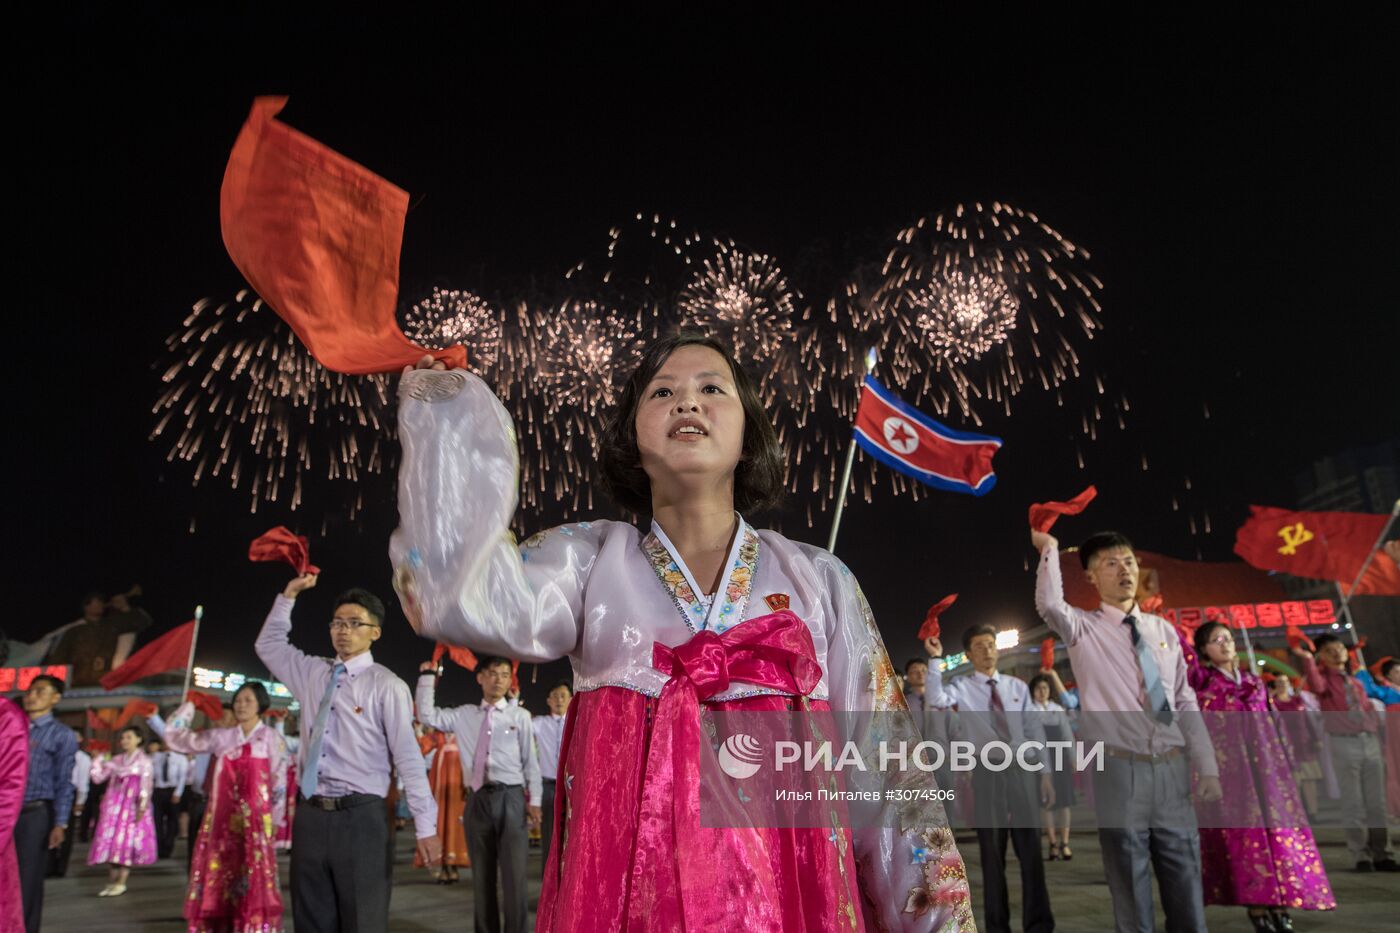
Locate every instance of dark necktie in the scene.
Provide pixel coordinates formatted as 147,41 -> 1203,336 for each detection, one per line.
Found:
987,679 -> 1011,742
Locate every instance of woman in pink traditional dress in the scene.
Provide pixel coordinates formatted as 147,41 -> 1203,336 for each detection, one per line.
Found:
391,334 -> 975,932
0,696 -> 28,933
88,725 -> 157,896
164,681 -> 289,933
1184,622 -> 1335,932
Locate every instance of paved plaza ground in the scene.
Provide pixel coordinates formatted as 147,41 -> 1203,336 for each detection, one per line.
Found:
41,823 -> 1398,931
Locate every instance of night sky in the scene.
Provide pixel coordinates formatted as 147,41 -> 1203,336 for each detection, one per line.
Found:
12,12 -> 1397,710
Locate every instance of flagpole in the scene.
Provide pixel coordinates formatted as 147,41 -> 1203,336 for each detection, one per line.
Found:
1235,616 -> 1259,673
1329,498 -> 1399,665
181,604 -> 204,700
826,348 -> 879,554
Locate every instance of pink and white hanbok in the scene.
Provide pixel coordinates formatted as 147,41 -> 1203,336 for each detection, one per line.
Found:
88,751 -> 157,867
390,368 -> 976,932
164,702 -> 289,933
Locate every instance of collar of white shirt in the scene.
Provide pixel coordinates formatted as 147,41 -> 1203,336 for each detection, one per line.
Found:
338,651 -> 375,675
482,697 -> 508,712
1096,601 -> 1140,624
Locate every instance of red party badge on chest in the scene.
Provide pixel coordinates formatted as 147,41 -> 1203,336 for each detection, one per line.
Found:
764,593 -> 791,612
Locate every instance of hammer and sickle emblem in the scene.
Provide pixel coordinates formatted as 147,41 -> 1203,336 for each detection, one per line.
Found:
1277,522 -> 1314,556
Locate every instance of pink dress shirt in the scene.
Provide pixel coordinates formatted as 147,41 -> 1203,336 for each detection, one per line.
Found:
1034,543 -> 1218,776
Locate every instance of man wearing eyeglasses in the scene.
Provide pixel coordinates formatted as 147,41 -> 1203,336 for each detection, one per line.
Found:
256,572 -> 441,933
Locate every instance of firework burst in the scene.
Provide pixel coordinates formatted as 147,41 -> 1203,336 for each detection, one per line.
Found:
150,290 -> 394,520
401,286 -> 503,374
677,245 -> 799,366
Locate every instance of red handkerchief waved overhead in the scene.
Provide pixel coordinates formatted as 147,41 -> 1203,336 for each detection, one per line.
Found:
221,96 -> 466,375
249,526 -> 321,576
1029,485 -> 1098,533
918,593 -> 958,640
186,691 -> 226,722
432,642 -> 480,672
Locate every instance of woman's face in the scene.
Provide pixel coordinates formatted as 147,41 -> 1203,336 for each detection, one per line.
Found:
634,345 -> 746,498
119,730 -> 141,754
232,687 -> 262,724
1032,681 -> 1051,705
1200,625 -> 1236,665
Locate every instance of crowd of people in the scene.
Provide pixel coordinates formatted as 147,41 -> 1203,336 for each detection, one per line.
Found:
2,335 -> 1398,933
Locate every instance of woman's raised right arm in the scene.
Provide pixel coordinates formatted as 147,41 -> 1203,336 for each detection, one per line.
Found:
389,368 -> 599,663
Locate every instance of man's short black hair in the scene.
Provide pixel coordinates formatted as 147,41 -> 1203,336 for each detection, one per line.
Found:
549,680 -> 573,694
1380,659 -> 1400,680
1313,633 -> 1345,651
904,657 -> 930,675
962,624 -> 998,654
479,656 -> 513,673
333,588 -> 386,626
29,674 -> 66,695
1079,531 -> 1136,569
80,591 -> 105,610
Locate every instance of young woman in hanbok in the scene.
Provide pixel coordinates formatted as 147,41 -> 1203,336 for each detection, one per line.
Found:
1184,622 -> 1335,932
164,681 -> 289,933
389,334 -> 975,932
1268,676 -> 1323,821
88,725 -> 157,896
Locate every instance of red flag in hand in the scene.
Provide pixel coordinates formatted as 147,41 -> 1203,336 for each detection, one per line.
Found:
1347,637 -> 1368,672
249,526 -> 321,576
432,642 -> 479,672
114,698 -> 158,728
510,660 -> 521,696
918,594 -> 958,640
1040,638 -> 1056,670
100,621 -> 197,691
1029,486 -> 1098,533
1286,626 -> 1316,654
186,691 -> 225,721
220,97 -> 466,374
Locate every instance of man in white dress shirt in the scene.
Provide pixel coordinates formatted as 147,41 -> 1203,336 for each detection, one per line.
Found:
926,624 -> 1054,933
532,681 -> 570,877
417,655 -> 541,933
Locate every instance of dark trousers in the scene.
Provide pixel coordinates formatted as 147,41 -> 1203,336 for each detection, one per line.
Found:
291,794 -> 391,933
79,781 -> 104,841
16,802 -> 53,933
185,792 -> 207,871
467,784 -> 528,933
539,778 -> 556,875
46,807 -> 76,878
1093,754 -> 1205,933
971,768 -> 1053,933
152,786 -> 180,858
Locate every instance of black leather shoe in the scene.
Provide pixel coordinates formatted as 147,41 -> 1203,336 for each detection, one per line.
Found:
1373,857 -> 1400,871
1354,860 -> 1375,872
1271,911 -> 1294,932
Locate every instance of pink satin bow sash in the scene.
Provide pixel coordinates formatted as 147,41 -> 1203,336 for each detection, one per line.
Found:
627,610 -> 823,930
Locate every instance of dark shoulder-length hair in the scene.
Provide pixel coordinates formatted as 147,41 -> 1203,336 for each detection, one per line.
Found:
599,333 -> 784,517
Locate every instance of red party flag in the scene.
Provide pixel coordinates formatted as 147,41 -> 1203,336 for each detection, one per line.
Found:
432,642 -> 479,672
1029,486 -> 1098,533
1039,638 -> 1056,670
1234,505 -> 1400,596
114,698 -> 158,728
249,526 -> 321,576
100,621 -> 197,691
186,691 -> 225,721
918,594 -> 958,640
221,97 -> 466,375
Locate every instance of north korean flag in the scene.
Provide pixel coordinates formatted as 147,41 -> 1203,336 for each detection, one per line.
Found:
852,376 -> 1002,496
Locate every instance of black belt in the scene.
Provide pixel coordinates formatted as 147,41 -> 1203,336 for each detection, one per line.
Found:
477,782 -> 521,793
302,793 -> 383,811
542,778 -> 556,785
21,800 -> 51,814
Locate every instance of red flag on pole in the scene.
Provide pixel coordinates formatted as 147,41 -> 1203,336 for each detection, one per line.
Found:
432,642 -> 479,672
918,594 -> 958,640
1233,505 -> 1400,595
186,691 -> 225,722
99,621 -> 197,691
249,526 -> 321,576
1029,486 -> 1098,533
220,97 -> 466,375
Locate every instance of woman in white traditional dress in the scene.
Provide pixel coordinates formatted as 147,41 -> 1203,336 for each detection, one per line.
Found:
391,334 -> 976,932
